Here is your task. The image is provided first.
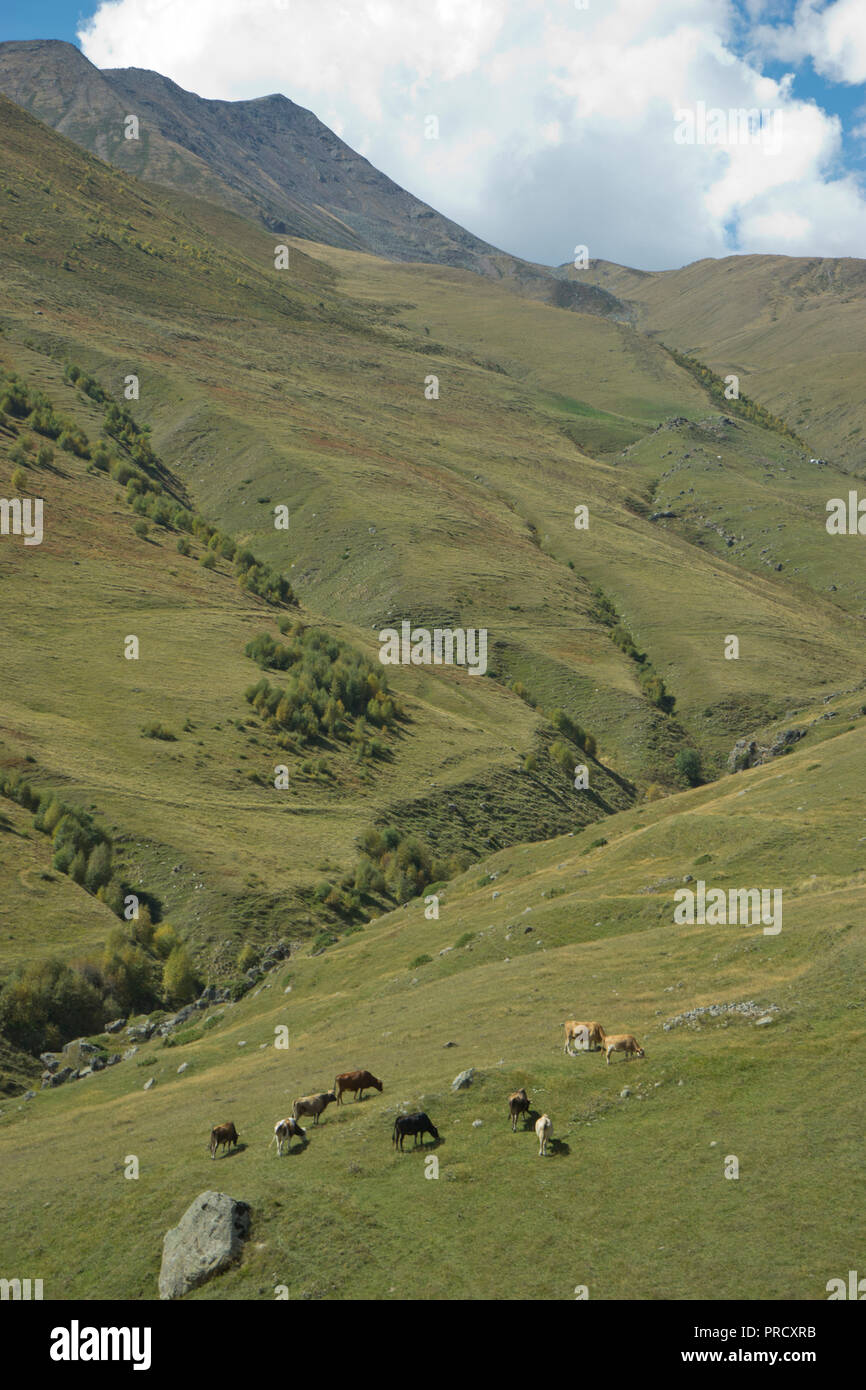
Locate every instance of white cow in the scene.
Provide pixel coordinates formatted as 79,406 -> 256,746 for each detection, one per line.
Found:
270,1116 -> 307,1155
535,1114 -> 552,1156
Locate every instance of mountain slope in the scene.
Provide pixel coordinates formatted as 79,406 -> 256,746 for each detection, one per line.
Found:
578,254 -> 866,470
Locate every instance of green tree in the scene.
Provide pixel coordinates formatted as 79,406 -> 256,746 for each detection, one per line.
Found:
162,946 -> 199,1006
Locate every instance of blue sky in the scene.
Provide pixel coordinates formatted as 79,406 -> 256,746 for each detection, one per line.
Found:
1,0 -> 864,267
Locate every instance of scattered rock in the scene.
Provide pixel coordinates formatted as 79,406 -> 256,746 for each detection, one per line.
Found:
620,1088 -> 631,1098
443,1041 -> 457,1048
472,1119 -> 483,1128
177,1062 -> 189,1074
451,1068 -> 475,1091
105,1018 -> 127,1034
664,1001 -> 779,1031
144,1077 -> 155,1091
158,1191 -> 251,1300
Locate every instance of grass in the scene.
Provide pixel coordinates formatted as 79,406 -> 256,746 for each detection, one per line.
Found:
1,723 -> 863,1298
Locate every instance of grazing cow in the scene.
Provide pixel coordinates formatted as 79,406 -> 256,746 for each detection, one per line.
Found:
270,1117 -> 307,1156
508,1088 -> 531,1131
334,1070 -> 383,1105
209,1121 -> 239,1159
564,1020 -> 606,1054
603,1034 -> 645,1065
392,1112 -> 440,1151
535,1114 -> 552,1157
292,1089 -> 337,1125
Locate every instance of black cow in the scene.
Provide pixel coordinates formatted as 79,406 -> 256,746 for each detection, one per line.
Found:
392,1112 -> 440,1151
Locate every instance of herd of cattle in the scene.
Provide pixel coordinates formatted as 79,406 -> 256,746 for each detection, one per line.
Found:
207,1024 -> 646,1162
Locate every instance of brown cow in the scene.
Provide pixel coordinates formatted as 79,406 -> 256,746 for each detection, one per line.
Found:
209,1121 -> 239,1158
564,1020 -> 606,1054
508,1088 -> 531,1131
334,1070 -> 383,1104
603,1034 -> 645,1065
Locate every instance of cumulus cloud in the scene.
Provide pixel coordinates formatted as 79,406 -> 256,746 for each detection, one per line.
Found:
754,0 -> 866,84
78,0 -> 866,268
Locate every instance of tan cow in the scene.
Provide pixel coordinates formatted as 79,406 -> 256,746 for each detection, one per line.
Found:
535,1114 -> 552,1156
292,1089 -> 337,1125
603,1033 -> 645,1065
564,1020 -> 606,1054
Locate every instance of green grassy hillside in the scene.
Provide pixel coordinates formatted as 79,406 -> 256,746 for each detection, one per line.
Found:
1,717 -> 862,1299
580,255 -> 866,471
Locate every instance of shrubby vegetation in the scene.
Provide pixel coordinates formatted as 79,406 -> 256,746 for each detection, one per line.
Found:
505,680 -> 598,760
666,347 -> 806,447
0,777 -> 200,1052
244,623 -> 401,753
590,586 -> 676,713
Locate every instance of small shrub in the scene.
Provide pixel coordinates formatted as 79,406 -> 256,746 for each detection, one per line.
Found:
141,722 -> 177,741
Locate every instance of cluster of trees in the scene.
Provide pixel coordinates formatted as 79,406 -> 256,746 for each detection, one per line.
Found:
666,347 -> 806,448
0,371 -> 87,459
244,624 -> 401,751
0,775 -> 119,900
0,777 -> 203,1053
0,909 -> 200,1056
313,825 -> 469,922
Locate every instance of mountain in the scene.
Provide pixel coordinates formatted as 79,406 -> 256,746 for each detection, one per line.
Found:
577,254 -> 866,470
0,38 -> 625,320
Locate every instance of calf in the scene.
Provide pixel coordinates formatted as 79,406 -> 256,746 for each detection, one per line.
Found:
334,1069 -> 383,1105
508,1088 -> 531,1131
209,1121 -> 239,1159
270,1117 -> 307,1156
603,1033 -> 645,1065
564,1020 -> 606,1054
535,1114 -> 552,1157
292,1089 -> 337,1125
392,1112 -> 439,1151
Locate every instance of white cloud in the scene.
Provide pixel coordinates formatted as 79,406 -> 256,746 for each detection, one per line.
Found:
755,0 -> 866,84
78,0 -> 866,268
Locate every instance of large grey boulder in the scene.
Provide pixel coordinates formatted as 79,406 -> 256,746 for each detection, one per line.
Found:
452,1068 -> 475,1091
158,1191 -> 251,1300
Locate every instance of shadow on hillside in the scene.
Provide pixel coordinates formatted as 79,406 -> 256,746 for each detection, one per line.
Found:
216,1143 -> 247,1159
